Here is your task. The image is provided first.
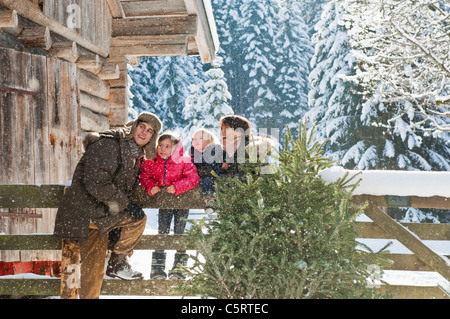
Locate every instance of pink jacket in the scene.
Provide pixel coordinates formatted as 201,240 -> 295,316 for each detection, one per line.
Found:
140,143 -> 200,196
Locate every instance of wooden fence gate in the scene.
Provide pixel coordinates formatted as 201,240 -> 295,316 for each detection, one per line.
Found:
0,184 -> 449,299
0,47 -> 82,263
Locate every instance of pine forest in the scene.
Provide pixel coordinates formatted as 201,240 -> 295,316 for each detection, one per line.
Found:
128,0 -> 450,223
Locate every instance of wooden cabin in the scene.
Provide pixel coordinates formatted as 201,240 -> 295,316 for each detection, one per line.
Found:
0,0 -> 219,269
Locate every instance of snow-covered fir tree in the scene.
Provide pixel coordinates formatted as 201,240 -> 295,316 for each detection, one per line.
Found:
212,0 -> 247,115
275,0 -> 313,136
306,0 -> 450,222
128,59 -> 159,118
128,56 -> 208,131
238,0 -> 281,130
343,0 -> 450,133
181,57 -> 233,146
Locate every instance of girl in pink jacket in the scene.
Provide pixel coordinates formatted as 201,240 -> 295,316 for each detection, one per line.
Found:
139,131 -> 200,280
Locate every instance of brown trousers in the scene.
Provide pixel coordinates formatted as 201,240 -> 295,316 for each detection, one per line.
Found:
61,215 -> 146,299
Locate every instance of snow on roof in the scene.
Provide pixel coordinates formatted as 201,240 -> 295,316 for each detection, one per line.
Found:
319,166 -> 450,197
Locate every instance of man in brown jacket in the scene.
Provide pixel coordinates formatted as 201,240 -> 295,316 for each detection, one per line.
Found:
54,112 -> 162,299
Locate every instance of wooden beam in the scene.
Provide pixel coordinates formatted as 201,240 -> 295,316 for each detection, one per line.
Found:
76,53 -> 102,74
0,183 -> 206,210
111,34 -> 188,47
355,221 -> 450,240
79,69 -> 110,100
0,0 -> 109,57
0,234 -> 61,250
112,15 -> 197,37
49,40 -> 79,63
81,106 -> 110,132
110,43 -> 187,57
377,285 -> 449,299
0,9 -> 17,28
354,195 -> 450,210
0,279 -> 179,297
98,64 -> 120,80
0,234 -> 191,251
0,212 -> 42,218
359,199 -> 450,282
105,0 -> 125,18
0,184 -> 64,209
135,234 -> 192,251
120,0 -> 187,17
192,0 -> 217,62
383,253 -> 447,272
17,26 -> 52,50
80,92 -> 111,115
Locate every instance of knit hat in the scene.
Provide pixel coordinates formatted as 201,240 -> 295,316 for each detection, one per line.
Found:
126,112 -> 162,159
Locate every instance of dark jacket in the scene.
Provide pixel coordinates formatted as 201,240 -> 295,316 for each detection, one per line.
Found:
53,129 -> 144,241
190,144 -> 225,178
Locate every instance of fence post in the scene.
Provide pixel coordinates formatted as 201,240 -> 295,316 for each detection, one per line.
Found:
60,240 -> 81,299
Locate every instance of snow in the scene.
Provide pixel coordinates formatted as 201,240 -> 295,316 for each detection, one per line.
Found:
319,166 -> 450,197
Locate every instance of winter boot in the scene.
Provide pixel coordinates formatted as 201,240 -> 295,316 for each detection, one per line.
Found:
106,252 -> 144,281
150,251 -> 167,280
168,251 -> 188,280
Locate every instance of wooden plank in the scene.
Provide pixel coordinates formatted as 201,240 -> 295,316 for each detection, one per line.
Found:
100,279 -> 177,296
378,285 -> 449,299
0,184 -> 65,209
0,278 -> 177,296
112,15 -> 197,37
360,199 -> 450,282
354,195 -> 450,210
0,184 -> 206,209
0,278 -> 60,296
383,253 -> 445,271
0,234 -> 61,250
135,234 -> 191,250
111,34 -> 188,47
120,0 -> 187,17
0,0 -> 109,57
1,278 -> 448,298
0,234 -> 191,251
355,221 -> 450,240
190,0 -> 216,63
110,43 -> 187,57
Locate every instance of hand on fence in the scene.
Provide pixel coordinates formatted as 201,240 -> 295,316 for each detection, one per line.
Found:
124,201 -> 145,221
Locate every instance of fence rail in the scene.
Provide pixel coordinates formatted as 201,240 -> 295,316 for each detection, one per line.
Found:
1,184 -> 449,299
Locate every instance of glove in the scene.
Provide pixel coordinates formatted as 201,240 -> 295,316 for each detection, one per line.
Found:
125,201 -> 145,221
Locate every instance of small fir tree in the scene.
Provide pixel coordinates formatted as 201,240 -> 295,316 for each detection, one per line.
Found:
173,121 -> 389,299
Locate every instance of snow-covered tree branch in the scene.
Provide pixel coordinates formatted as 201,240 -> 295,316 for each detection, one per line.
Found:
343,0 -> 450,132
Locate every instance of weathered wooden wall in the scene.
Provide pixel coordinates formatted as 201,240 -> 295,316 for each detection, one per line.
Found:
43,0 -> 111,53
0,47 -> 82,262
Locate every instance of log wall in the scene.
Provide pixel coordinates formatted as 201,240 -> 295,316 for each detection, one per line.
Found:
0,47 -> 82,262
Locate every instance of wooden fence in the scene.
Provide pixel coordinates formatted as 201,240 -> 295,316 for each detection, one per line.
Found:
0,184 -> 449,299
